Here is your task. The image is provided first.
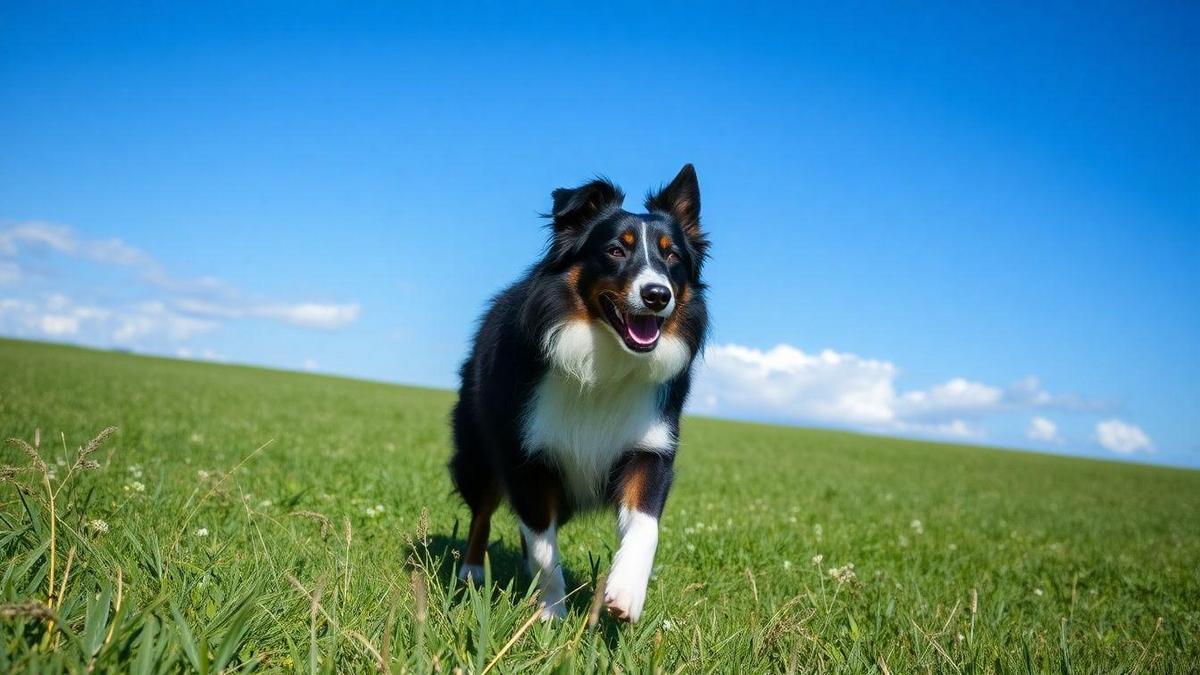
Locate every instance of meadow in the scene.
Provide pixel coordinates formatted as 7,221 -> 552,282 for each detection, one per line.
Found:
1,337 -> 1197,672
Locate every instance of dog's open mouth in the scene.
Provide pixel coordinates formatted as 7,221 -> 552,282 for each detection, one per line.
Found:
600,295 -> 664,353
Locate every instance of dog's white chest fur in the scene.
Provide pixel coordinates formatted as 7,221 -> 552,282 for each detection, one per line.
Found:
521,320 -> 690,505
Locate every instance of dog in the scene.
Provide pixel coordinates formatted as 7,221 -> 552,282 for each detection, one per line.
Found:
449,164 -> 709,622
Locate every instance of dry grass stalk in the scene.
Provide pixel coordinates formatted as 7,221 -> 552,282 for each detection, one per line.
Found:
289,510 -> 333,538
411,570 -> 427,624
76,426 -> 117,465
481,607 -> 543,675
7,436 -> 46,473
345,630 -> 385,672
0,602 -> 54,620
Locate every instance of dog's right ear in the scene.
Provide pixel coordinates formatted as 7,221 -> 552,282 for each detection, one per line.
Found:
549,179 -> 624,233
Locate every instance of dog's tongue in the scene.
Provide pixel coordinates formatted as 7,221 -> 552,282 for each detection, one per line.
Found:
626,315 -> 661,345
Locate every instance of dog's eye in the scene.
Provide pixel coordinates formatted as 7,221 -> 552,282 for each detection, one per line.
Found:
607,246 -> 626,258
665,250 -> 680,264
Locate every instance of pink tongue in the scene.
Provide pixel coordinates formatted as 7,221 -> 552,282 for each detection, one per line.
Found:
626,315 -> 661,345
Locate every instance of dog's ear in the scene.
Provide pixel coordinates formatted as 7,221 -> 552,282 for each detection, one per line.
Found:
646,163 -> 708,264
550,179 -> 624,233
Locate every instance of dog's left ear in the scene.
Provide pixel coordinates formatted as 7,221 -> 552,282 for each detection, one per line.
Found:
646,164 -> 709,264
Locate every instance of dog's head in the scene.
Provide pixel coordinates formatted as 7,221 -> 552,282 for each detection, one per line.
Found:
546,164 -> 709,356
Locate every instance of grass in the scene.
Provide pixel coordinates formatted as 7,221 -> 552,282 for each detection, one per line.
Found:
1,336 -> 1197,673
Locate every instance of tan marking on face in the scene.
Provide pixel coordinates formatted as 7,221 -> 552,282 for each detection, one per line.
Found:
565,264 -> 589,319
621,230 -> 635,247
584,275 -> 627,321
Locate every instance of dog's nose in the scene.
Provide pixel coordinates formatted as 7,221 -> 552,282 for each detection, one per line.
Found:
640,284 -> 672,312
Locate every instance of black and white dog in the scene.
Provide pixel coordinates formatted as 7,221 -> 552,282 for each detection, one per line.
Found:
449,165 -> 709,622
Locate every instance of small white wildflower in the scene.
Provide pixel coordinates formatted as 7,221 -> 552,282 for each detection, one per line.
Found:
1034,588 -> 1044,596
189,432 -> 203,443
911,519 -> 924,535
197,469 -> 210,480
89,519 -> 109,534
686,543 -> 695,552
811,554 -> 824,566
375,504 -> 385,512
827,563 -> 856,584
783,560 -> 792,570
365,507 -> 379,518
789,516 -> 797,523
127,464 -> 143,479
125,481 -> 145,493
258,499 -> 272,508
662,619 -> 673,631
195,527 -> 209,538
948,543 -> 958,551
957,633 -> 965,642
813,523 -> 823,540
56,458 -> 67,467
898,534 -> 909,547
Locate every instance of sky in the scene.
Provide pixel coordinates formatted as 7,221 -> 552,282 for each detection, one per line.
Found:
1,2 -> 1197,466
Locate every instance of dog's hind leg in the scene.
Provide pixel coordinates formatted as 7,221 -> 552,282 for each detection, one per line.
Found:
449,400 -> 501,583
460,482 -> 500,583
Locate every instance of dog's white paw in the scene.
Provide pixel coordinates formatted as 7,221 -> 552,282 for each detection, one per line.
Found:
603,566 -> 648,623
458,563 -> 484,584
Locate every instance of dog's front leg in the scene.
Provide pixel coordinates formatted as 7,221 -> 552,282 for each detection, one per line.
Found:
605,451 -> 675,623
509,458 -> 570,620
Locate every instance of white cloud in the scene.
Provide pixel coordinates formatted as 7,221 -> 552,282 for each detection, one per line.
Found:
896,418 -> 984,439
86,237 -> 153,267
0,221 -> 361,337
0,221 -> 77,255
176,346 -> 226,362
1026,416 -> 1061,443
174,298 -> 361,329
39,314 -> 80,336
0,293 -> 217,346
692,342 -> 1118,443
692,343 -> 898,425
249,302 -> 361,329
897,378 -> 1002,418
1095,419 -> 1153,454
111,301 -> 218,342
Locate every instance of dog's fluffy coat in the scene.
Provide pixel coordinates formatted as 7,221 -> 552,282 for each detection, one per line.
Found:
449,165 -> 709,621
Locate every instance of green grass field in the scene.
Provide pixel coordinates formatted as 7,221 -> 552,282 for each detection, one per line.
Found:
1,338 -> 1197,672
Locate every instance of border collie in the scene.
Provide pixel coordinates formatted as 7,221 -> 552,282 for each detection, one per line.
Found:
449,165 -> 709,622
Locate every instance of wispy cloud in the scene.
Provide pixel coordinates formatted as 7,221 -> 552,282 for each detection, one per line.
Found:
174,298 -> 361,330
691,342 -> 1117,444
0,221 -> 361,343
0,294 -> 218,344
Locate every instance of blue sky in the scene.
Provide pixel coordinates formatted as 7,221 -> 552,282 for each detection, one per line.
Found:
1,2 -> 1197,466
